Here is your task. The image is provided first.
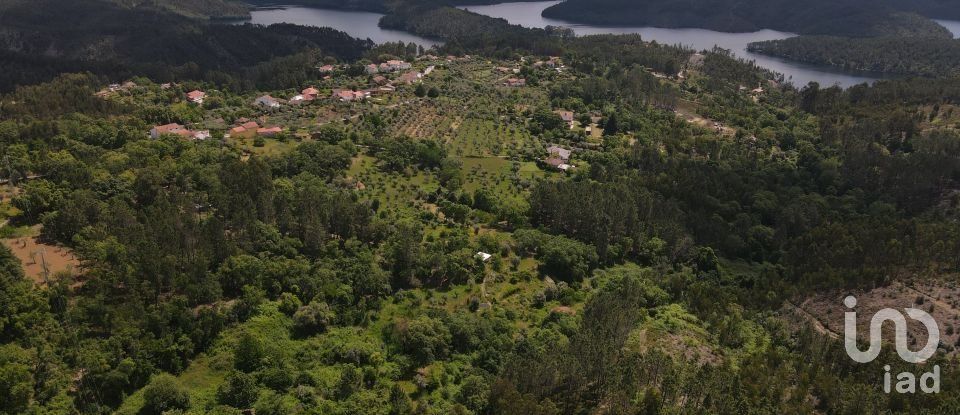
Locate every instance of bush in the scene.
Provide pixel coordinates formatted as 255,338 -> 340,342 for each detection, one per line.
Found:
234,332 -> 264,373
293,301 -> 335,336
278,292 -> 302,316
142,374 -> 191,415
392,316 -> 451,364
217,370 -> 260,409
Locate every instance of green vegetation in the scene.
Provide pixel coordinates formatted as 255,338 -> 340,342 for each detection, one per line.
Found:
542,0 -> 957,37
4,1 -> 960,415
749,35 -> 960,78
0,0 -> 371,92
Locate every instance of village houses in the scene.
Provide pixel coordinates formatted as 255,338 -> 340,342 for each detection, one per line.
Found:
333,89 -> 370,102
504,78 -> 526,87
150,123 -> 209,140
397,70 -> 422,85
379,60 -> 412,72
317,64 -> 336,74
254,95 -> 281,109
555,110 -> 575,129
186,90 -> 205,105
302,87 -> 320,101
546,145 -> 572,162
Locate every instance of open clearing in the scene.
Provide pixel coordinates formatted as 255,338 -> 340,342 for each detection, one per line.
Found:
2,227 -> 81,286
791,279 -> 960,353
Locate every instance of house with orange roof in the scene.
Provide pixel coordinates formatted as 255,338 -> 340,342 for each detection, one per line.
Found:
302,87 -> 320,101
398,70 -> 422,85
186,90 -> 205,105
257,127 -> 283,137
150,123 -> 187,139
254,95 -> 280,109
230,121 -> 260,138
150,123 -> 208,140
333,89 -> 369,102
555,110 -> 575,129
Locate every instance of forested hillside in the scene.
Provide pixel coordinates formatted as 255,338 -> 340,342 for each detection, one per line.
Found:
541,0 -> 955,37
0,0 -> 372,92
4,2 -> 960,415
110,0 -> 250,19
748,35 -> 960,77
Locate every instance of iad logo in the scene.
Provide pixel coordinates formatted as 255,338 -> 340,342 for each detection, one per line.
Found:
843,295 -> 941,393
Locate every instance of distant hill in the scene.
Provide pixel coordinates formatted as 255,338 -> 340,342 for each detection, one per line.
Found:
110,0 -> 250,19
0,0 -> 372,91
748,35 -> 960,79
541,0 -> 956,37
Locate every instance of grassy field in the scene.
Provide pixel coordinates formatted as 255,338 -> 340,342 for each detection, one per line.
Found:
227,135 -> 302,157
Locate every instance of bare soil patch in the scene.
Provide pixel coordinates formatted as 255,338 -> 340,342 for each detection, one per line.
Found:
3,230 -> 81,287
794,279 -> 960,354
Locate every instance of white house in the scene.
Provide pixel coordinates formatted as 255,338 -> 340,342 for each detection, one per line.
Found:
254,95 -> 280,109
186,90 -> 205,105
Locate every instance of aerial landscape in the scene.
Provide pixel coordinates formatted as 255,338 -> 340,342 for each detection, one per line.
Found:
3,0 -> 960,414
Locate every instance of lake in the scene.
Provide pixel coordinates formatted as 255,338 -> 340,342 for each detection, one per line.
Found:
459,1 -> 890,88
243,6 -> 441,48
245,2 -> 891,88
935,20 -> 960,38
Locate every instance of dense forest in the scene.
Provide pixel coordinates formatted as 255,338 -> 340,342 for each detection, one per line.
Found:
748,35 -> 960,78
541,0 -> 955,37
4,1 -> 960,415
0,0 -> 372,92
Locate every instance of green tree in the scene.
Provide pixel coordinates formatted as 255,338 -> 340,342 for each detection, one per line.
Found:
217,370 -> 260,409
0,345 -> 33,415
392,316 -> 451,364
292,301 -> 335,336
142,374 -> 191,415
234,332 -> 264,373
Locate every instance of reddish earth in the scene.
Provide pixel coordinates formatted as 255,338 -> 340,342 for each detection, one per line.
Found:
790,279 -> 960,355
3,233 -> 81,287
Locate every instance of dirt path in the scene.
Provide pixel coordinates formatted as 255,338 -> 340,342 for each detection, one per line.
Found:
897,281 -> 959,314
784,301 -> 841,339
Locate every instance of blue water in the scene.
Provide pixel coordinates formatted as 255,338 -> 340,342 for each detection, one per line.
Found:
243,6 -> 441,48
244,2 -> 900,88
460,1 -> 890,88
935,20 -> 960,38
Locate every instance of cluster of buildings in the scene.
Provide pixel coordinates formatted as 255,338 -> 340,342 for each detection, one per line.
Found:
95,81 -> 138,97
543,145 -> 575,172
229,119 -> 282,138
289,87 -> 322,104
150,123 -> 210,140
333,89 -> 371,102
504,78 -> 526,87
533,57 -> 563,72
186,90 -> 205,105
365,59 -> 413,74
317,64 -> 338,74
555,110 -> 575,129
254,95 -> 281,109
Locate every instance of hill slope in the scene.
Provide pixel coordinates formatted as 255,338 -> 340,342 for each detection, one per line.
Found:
541,0 -> 955,37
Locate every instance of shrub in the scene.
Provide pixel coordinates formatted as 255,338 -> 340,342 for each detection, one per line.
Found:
142,374 -> 191,415
293,301 -> 335,336
217,370 -> 260,409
